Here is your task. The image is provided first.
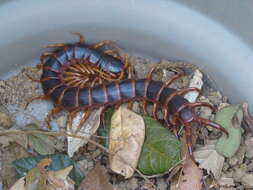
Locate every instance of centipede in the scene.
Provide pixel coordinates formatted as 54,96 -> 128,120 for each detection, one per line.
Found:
29,63 -> 228,155
37,33 -> 129,88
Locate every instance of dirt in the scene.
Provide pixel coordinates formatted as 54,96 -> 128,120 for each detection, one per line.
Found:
0,55 -> 252,190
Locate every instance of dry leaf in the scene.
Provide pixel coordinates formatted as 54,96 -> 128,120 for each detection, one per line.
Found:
47,166 -> 74,190
184,69 -> 203,103
67,108 -> 103,157
177,157 -> 203,190
10,159 -> 74,190
194,143 -> 224,179
78,163 -> 113,190
171,135 -> 203,190
109,106 -> 145,178
9,177 -> 25,190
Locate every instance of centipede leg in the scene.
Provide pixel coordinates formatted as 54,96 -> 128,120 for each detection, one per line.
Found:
195,117 -> 229,137
71,32 -> 85,43
40,52 -> 55,64
25,95 -> 50,109
46,106 -> 61,129
127,66 -> 134,110
42,43 -> 66,49
184,123 -> 193,156
76,110 -> 92,133
25,73 -> 40,83
67,110 -> 79,132
93,40 -> 118,49
103,49 -> 121,59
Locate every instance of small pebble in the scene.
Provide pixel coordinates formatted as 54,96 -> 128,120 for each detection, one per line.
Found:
241,173 -> 253,188
232,164 -> 247,182
56,116 -> 66,129
245,135 -> 253,158
156,178 -> 168,190
0,108 -> 12,129
126,178 -> 139,190
229,157 -> 238,167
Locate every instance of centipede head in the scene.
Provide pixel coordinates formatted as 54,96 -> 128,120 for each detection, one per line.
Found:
171,103 -> 229,155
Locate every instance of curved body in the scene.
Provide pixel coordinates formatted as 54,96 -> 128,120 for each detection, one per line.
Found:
41,37 -> 127,88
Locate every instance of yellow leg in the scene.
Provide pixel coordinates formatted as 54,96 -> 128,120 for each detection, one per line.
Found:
42,43 -> 66,49
71,32 -> 85,43
25,95 -> 49,109
93,40 -> 118,49
45,107 -> 61,129
76,110 -> 92,133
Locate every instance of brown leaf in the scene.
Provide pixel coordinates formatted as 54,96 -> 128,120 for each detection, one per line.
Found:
78,163 -> 113,190
177,157 -> 203,190
171,134 -> 203,190
10,159 -> 74,190
109,106 -> 145,178
47,166 -> 74,190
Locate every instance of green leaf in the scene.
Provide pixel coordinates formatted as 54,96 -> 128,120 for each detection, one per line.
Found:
138,116 -> 181,175
215,104 -> 243,158
12,154 -> 84,186
97,108 -> 115,147
24,123 -> 56,155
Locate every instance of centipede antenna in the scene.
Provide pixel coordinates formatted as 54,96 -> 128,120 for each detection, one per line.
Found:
195,117 -> 229,137
189,102 -> 217,112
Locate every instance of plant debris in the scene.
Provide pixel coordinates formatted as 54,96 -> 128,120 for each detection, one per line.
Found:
138,116 -> 181,175
215,104 -> 243,158
67,108 -> 103,157
78,163 -> 113,190
109,106 -> 145,178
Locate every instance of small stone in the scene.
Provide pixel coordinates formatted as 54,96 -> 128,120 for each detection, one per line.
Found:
245,135 -> 253,158
56,116 -> 66,129
87,143 -> 97,151
232,164 -> 247,182
132,102 -> 140,113
235,145 -> 245,165
218,177 -> 235,187
241,173 -> 253,188
222,162 -> 230,172
156,178 -> 168,190
77,159 -> 94,176
229,157 -> 238,167
247,162 -> 253,171
0,109 -> 12,129
126,178 -> 139,190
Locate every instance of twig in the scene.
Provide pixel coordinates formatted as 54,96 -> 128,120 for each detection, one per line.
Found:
0,129 -> 156,188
